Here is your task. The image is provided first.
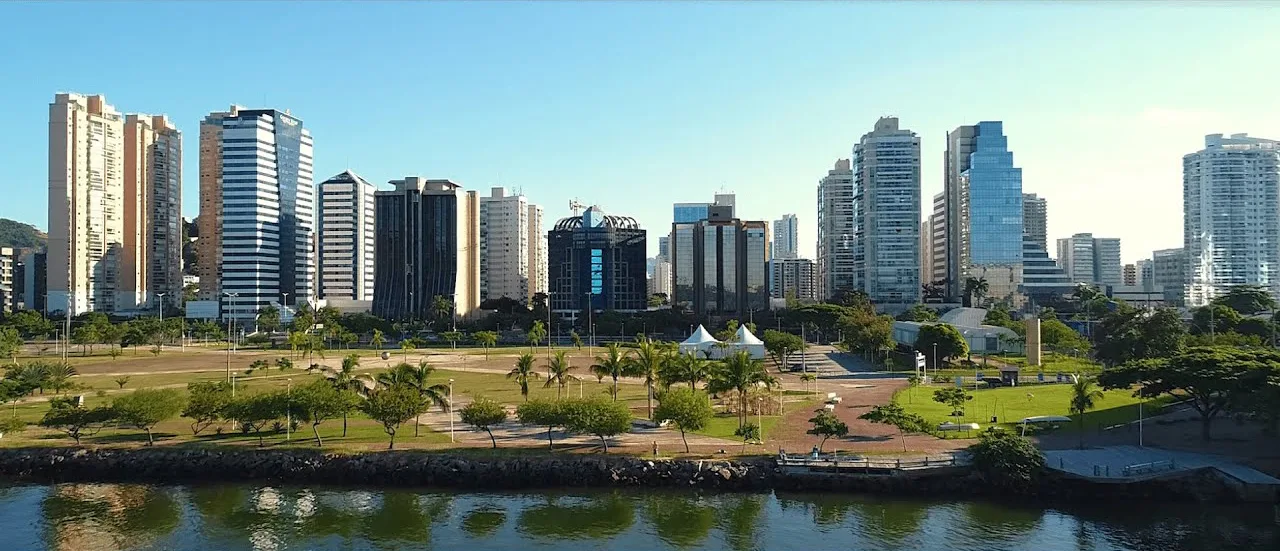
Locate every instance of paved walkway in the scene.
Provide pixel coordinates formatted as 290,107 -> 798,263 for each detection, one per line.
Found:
1044,445 -> 1280,484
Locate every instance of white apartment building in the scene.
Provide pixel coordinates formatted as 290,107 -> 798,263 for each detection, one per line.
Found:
1057,233 -> 1121,288
479,187 -> 545,303
318,170 -> 376,303
48,93 -> 125,315
121,113 -> 182,312
852,117 -> 921,305
929,192 -> 947,285
211,108 -> 315,322
772,214 -> 799,260
1185,133 -> 1280,306
770,257 -> 817,302
650,259 -> 672,297
0,248 -> 13,313
816,159 -> 855,300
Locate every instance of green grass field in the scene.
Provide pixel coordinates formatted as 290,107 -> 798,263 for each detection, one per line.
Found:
897,382 -> 1169,437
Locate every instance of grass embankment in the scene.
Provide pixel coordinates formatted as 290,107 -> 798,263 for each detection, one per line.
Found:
897,383 -> 1171,438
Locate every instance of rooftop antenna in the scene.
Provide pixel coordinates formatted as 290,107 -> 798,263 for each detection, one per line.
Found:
569,199 -> 587,216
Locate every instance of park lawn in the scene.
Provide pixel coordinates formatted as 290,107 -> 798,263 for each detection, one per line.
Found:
897,383 -> 1168,437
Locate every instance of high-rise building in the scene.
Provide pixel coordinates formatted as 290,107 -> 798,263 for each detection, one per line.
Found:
19,251 -> 47,313
196,106 -> 236,301
1153,247 -> 1186,307
548,206 -> 647,316
208,107 -> 315,322
0,248 -> 13,313
1021,236 -> 1075,310
1123,264 -> 1138,287
673,202 -> 711,224
852,117 -> 921,306
479,187 -> 545,303
944,121 -> 1024,305
650,259 -> 672,298
1023,193 -> 1047,252
1184,133 -> 1280,306
920,219 -> 932,288
1136,259 -> 1154,290
816,159 -> 855,300
670,207 -> 768,318
372,177 -> 480,321
772,214 -> 799,260
48,93 -> 124,315
770,257 -> 817,303
657,236 -> 670,260
929,192 -> 947,286
1056,233 -> 1122,288
121,113 -> 182,312
318,171 -> 377,303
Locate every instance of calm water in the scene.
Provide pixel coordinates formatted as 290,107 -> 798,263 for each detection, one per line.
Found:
0,482 -> 1277,550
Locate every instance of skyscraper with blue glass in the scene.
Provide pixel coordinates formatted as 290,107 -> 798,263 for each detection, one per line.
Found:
944,121 -> 1024,306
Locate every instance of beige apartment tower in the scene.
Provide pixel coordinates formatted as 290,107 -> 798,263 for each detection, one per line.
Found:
196,106 -> 240,300
121,114 -> 182,312
48,93 -> 125,315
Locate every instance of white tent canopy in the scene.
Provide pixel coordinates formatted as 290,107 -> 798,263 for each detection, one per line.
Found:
732,325 -> 766,359
679,325 -> 722,356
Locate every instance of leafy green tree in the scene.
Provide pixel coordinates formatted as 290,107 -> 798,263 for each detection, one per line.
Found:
1212,284 -> 1277,315
734,422 -> 760,453
293,379 -> 357,446
441,331 -> 464,350
71,324 -> 99,355
7,310 -> 54,339
112,388 -> 186,445
543,350 -> 578,398
896,304 -> 939,322
516,398 -> 566,450
114,376 -> 130,389
662,351 -> 710,390
983,305 -> 1017,329
859,402 -> 931,452
360,386 -> 424,449
932,387 -> 972,416
1190,304 -> 1240,335
290,305 -> 315,332
590,343 -> 632,401
379,361 -> 450,437
40,397 -> 114,444
505,352 -> 540,401
1040,317 -> 1089,351
4,362 -> 49,395
628,338 -> 666,420
460,397 -> 508,448
0,417 -> 26,436
967,428 -> 1045,492
183,380 -> 233,435
1068,375 -> 1105,448
914,324 -> 968,367
0,326 -> 23,363
45,362 -> 78,394
1094,306 -> 1185,367
806,409 -> 848,452
473,331 -> 498,358
709,351 -> 774,428
761,329 -> 804,370
562,397 -> 633,453
1098,346 -> 1276,440
653,388 -> 713,452
223,392 -> 284,446
838,309 -> 895,360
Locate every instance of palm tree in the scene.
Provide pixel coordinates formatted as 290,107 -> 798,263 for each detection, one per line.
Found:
964,277 -> 989,307
431,295 -> 454,329
543,350 -> 578,398
1069,374 -> 1105,449
507,352 -> 540,400
709,351 -> 774,428
371,329 -> 386,351
332,353 -> 364,436
380,361 -> 449,437
400,339 -> 415,363
590,343 -> 632,401
628,338 -> 666,420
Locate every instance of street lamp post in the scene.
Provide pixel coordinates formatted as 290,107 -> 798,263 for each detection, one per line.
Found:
448,378 -> 456,443
63,295 -> 73,363
157,292 -> 167,351
223,292 -> 239,382
932,342 -> 939,379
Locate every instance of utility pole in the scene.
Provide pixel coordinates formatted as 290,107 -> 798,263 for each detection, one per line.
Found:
223,292 -> 239,382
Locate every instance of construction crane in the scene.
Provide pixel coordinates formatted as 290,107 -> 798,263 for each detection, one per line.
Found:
569,199 -> 587,216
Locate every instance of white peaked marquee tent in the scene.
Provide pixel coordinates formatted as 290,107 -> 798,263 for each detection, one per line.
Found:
732,325 -> 767,359
679,325 -> 722,357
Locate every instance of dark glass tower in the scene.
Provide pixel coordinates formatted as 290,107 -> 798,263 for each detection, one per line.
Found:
547,207 -> 647,317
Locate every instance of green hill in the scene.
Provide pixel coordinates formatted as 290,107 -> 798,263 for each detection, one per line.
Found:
0,218 -> 46,250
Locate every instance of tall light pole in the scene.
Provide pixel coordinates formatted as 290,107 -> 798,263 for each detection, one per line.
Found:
223,292 -> 239,382
286,378 -> 293,441
448,378 -> 456,443
546,291 -> 553,350
932,342 -> 939,379
157,292 -> 168,350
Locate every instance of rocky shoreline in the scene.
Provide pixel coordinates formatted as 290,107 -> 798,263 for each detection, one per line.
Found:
0,448 -> 1269,503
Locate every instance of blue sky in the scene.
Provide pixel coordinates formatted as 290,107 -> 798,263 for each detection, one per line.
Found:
2,1 -> 1277,263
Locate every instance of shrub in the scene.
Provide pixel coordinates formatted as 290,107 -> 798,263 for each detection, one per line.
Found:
967,428 -> 1045,493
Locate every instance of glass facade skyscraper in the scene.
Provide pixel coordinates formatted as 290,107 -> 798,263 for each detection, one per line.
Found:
947,121 -> 1024,306
673,203 -> 710,224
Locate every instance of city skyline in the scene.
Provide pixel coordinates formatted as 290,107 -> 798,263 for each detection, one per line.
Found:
3,3 -> 1280,264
